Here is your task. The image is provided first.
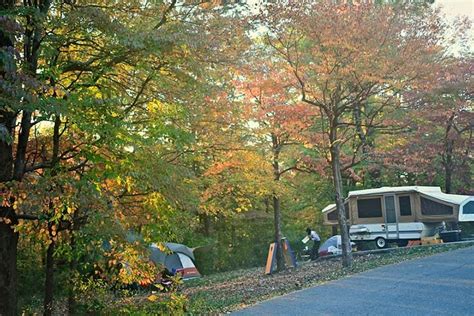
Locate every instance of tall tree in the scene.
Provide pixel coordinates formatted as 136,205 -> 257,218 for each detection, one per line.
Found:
238,57 -> 314,270
260,0 -> 443,267
0,0 -> 217,313
381,58 -> 473,193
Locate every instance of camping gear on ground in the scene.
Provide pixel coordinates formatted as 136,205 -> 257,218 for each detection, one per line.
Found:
297,236 -> 312,262
149,242 -> 201,280
318,235 -> 342,257
297,245 -> 311,262
318,235 -> 356,257
439,230 -> 461,242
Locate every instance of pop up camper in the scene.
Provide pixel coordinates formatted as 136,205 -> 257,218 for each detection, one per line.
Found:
322,186 -> 474,248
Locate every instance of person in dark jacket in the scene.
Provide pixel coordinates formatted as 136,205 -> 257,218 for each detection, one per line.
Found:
306,227 -> 321,260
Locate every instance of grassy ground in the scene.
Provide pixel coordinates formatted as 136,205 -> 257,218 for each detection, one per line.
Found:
182,242 -> 474,314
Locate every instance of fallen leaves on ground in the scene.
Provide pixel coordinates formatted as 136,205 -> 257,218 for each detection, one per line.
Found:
183,243 -> 474,313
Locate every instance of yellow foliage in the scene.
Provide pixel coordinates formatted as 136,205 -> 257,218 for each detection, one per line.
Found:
147,294 -> 159,302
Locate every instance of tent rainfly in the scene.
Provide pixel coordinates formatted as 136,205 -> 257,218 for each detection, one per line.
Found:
149,242 -> 201,280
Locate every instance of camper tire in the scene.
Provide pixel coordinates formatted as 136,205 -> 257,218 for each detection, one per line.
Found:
375,237 -> 387,249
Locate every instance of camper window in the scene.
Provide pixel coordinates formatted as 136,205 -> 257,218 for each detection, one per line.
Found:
357,198 -> 382,218
399,196 -> 412,216
463,201 -> 474,214
420,197 -> 453,215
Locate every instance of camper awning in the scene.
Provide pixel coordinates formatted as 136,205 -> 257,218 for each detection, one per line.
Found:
321,200 -> 350,214
322,203 -> 336,214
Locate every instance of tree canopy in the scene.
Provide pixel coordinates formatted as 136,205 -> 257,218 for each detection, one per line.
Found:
0,0 -> 472,314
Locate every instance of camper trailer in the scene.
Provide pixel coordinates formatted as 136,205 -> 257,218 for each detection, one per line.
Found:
322,186 -> 474,248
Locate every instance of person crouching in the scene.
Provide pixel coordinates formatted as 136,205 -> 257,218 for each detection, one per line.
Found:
306,228 -> 321,260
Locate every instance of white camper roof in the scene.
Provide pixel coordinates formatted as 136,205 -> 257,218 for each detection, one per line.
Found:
421,192 -> 472,205
347,186 -> 471,205
347,186 -> 441,197
322,187 -> 473,213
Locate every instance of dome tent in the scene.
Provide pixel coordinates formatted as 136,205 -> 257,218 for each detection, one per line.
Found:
318,235 -> 355,257
149,242 -> 201,279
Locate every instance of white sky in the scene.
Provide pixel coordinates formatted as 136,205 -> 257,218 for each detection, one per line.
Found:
436,0 -> 473,19
246,0 -> 474,20
436,0 -> 474,53
245,0 -> 473,51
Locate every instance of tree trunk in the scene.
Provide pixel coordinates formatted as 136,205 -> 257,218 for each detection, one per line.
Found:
0,208 -> 18,316
329,131 -> 352,268
443,114 -> 455,194
0,110 -> 14,181
445,155 -> 453,194
67,232 -> 76,315
0,2 -> 18,313
271,133 -> 285,271
13,111 -> 32,180
0,111 -> 17,316
353,102 -> 369,154
43,231 -> 56,316
43,116 -> 61,315
273,195 -> 285,271
1,2 -> 52,314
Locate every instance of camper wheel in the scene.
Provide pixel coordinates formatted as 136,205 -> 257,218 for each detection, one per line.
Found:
375,237 -> 387,249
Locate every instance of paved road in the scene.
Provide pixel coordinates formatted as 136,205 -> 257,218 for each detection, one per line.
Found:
234,246 -> 474,316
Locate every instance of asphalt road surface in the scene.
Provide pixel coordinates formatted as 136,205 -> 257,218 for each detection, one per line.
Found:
234,246 -> 474,316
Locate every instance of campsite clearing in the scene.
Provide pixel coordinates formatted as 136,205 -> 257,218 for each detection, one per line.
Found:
182,242 -> 474,314
104,241 -> 474,314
